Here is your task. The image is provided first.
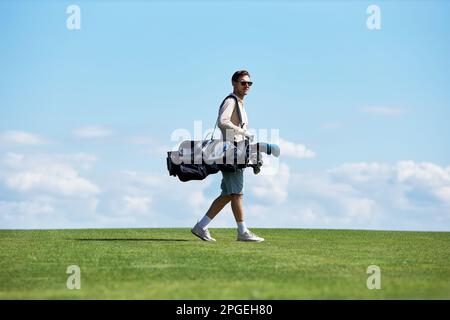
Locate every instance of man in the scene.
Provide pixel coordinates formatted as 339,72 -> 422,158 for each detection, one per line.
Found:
191,70 -> 265,242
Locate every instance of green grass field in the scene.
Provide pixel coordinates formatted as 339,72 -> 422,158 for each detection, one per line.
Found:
0,228 -> 449,299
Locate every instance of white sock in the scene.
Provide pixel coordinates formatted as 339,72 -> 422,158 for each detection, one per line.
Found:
197,215 -> 212,230
237,221 -> 248,234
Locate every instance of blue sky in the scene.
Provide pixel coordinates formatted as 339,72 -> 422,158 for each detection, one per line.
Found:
1,1 -> 449,231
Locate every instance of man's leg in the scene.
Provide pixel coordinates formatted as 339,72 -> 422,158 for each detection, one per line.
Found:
230,194 -> 244,222
230,194 -> 265,242
192,195 -> 231,241
230,194 -> 248,234
206,195 -> 232,219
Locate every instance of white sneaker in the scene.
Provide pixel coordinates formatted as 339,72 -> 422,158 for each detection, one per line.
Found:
191,223 -> 216,242
237,230 -> 265,242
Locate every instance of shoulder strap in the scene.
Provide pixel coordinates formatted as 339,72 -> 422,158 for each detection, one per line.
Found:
211,95 -> 243,141
232,95 -> 244,127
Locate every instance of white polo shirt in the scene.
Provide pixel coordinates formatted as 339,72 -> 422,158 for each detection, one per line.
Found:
217,93 -> 249,142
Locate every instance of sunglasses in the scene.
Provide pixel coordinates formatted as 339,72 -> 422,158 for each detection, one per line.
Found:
240,81 -> 253,87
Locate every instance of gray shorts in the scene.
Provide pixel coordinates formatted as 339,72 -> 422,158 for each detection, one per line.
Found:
220,168 -> 244,196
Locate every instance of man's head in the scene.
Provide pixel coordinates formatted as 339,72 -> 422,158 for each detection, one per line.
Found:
232,70 -> 252,99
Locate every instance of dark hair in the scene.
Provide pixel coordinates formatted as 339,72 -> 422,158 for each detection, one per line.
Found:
231,70 -> 250,82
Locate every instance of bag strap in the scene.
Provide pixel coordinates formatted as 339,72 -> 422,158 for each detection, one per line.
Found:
211,94 -> 243,141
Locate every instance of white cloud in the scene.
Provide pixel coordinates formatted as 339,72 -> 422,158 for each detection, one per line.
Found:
187,190 -> 209,210
96,170 -> 215,227
396,161 -> 450,205
6,166 -> 100,196
244,160 -> 450,230
0,199 -> 56,229
341,197 -> 377,219
396,161 -> 450,186
329,161 -> 450,208
3,152 -> 97,170
328,162 -> 393,182
286,171 -> 380,225
279,138 -> 316,159
0,152 -> 100,228
0,131 -> 49,145
435,187 -> 450,204
249,162 -> 290,204
1,148 -> 449,231
2,153 -> 100,197
120,170 -> 162,187
0,200 -> 54,215
0,191 -> 105,229
73,126 -> 112,138
361,106 -> 406,116
122,196 -> 152,214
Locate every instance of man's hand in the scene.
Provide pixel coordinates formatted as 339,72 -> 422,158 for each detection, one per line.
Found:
243,131 -> 254,142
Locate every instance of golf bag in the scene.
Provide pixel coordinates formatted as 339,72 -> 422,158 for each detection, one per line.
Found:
166,94 -> 280,182
166,139 -> 279,182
